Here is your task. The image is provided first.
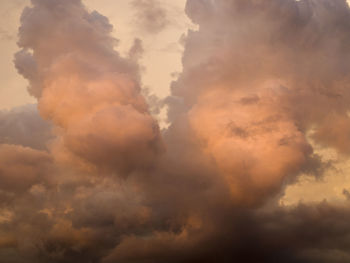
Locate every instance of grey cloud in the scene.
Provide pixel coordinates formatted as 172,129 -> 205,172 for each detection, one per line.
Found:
130,0 -> 170,34
0,104 -> 52,150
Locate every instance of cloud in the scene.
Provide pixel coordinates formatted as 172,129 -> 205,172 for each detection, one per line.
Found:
3,0 -> 350,262
167,0 -> 350,203
0,28 -> 13,41
0,144 -> 52,194
14,0 -> 163,174
0,104 -> 52,150
130,0 -> 170,34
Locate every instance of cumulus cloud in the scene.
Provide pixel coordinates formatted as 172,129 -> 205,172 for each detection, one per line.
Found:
14,0 -> 163,174
3,0 -> 350,262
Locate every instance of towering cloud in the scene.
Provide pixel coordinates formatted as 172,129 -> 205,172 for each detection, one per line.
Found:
168,0 -> 350,204
2,0 -> 350,262
14,0 -> 163,174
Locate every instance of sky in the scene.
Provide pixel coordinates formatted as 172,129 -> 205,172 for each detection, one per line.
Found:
2,0 -> 350,262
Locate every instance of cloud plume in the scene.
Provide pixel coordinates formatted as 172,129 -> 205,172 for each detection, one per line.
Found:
14,0 -> 163,174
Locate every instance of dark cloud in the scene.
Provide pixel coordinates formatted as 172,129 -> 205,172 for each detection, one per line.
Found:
0,144 -> 52,194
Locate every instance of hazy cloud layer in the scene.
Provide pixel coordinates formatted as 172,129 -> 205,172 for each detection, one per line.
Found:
0,104 -> 52,150
130,0 -> 170,34
2,0 -> 350,262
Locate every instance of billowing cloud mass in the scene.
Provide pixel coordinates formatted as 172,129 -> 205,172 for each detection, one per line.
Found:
14,0 -> 163,174
2,0 -> 350,262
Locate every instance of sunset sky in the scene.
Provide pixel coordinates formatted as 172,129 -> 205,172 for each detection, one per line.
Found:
2,0 -> 350,262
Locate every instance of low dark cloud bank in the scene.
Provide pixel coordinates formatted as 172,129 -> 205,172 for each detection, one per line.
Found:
1,0 -> 350,262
